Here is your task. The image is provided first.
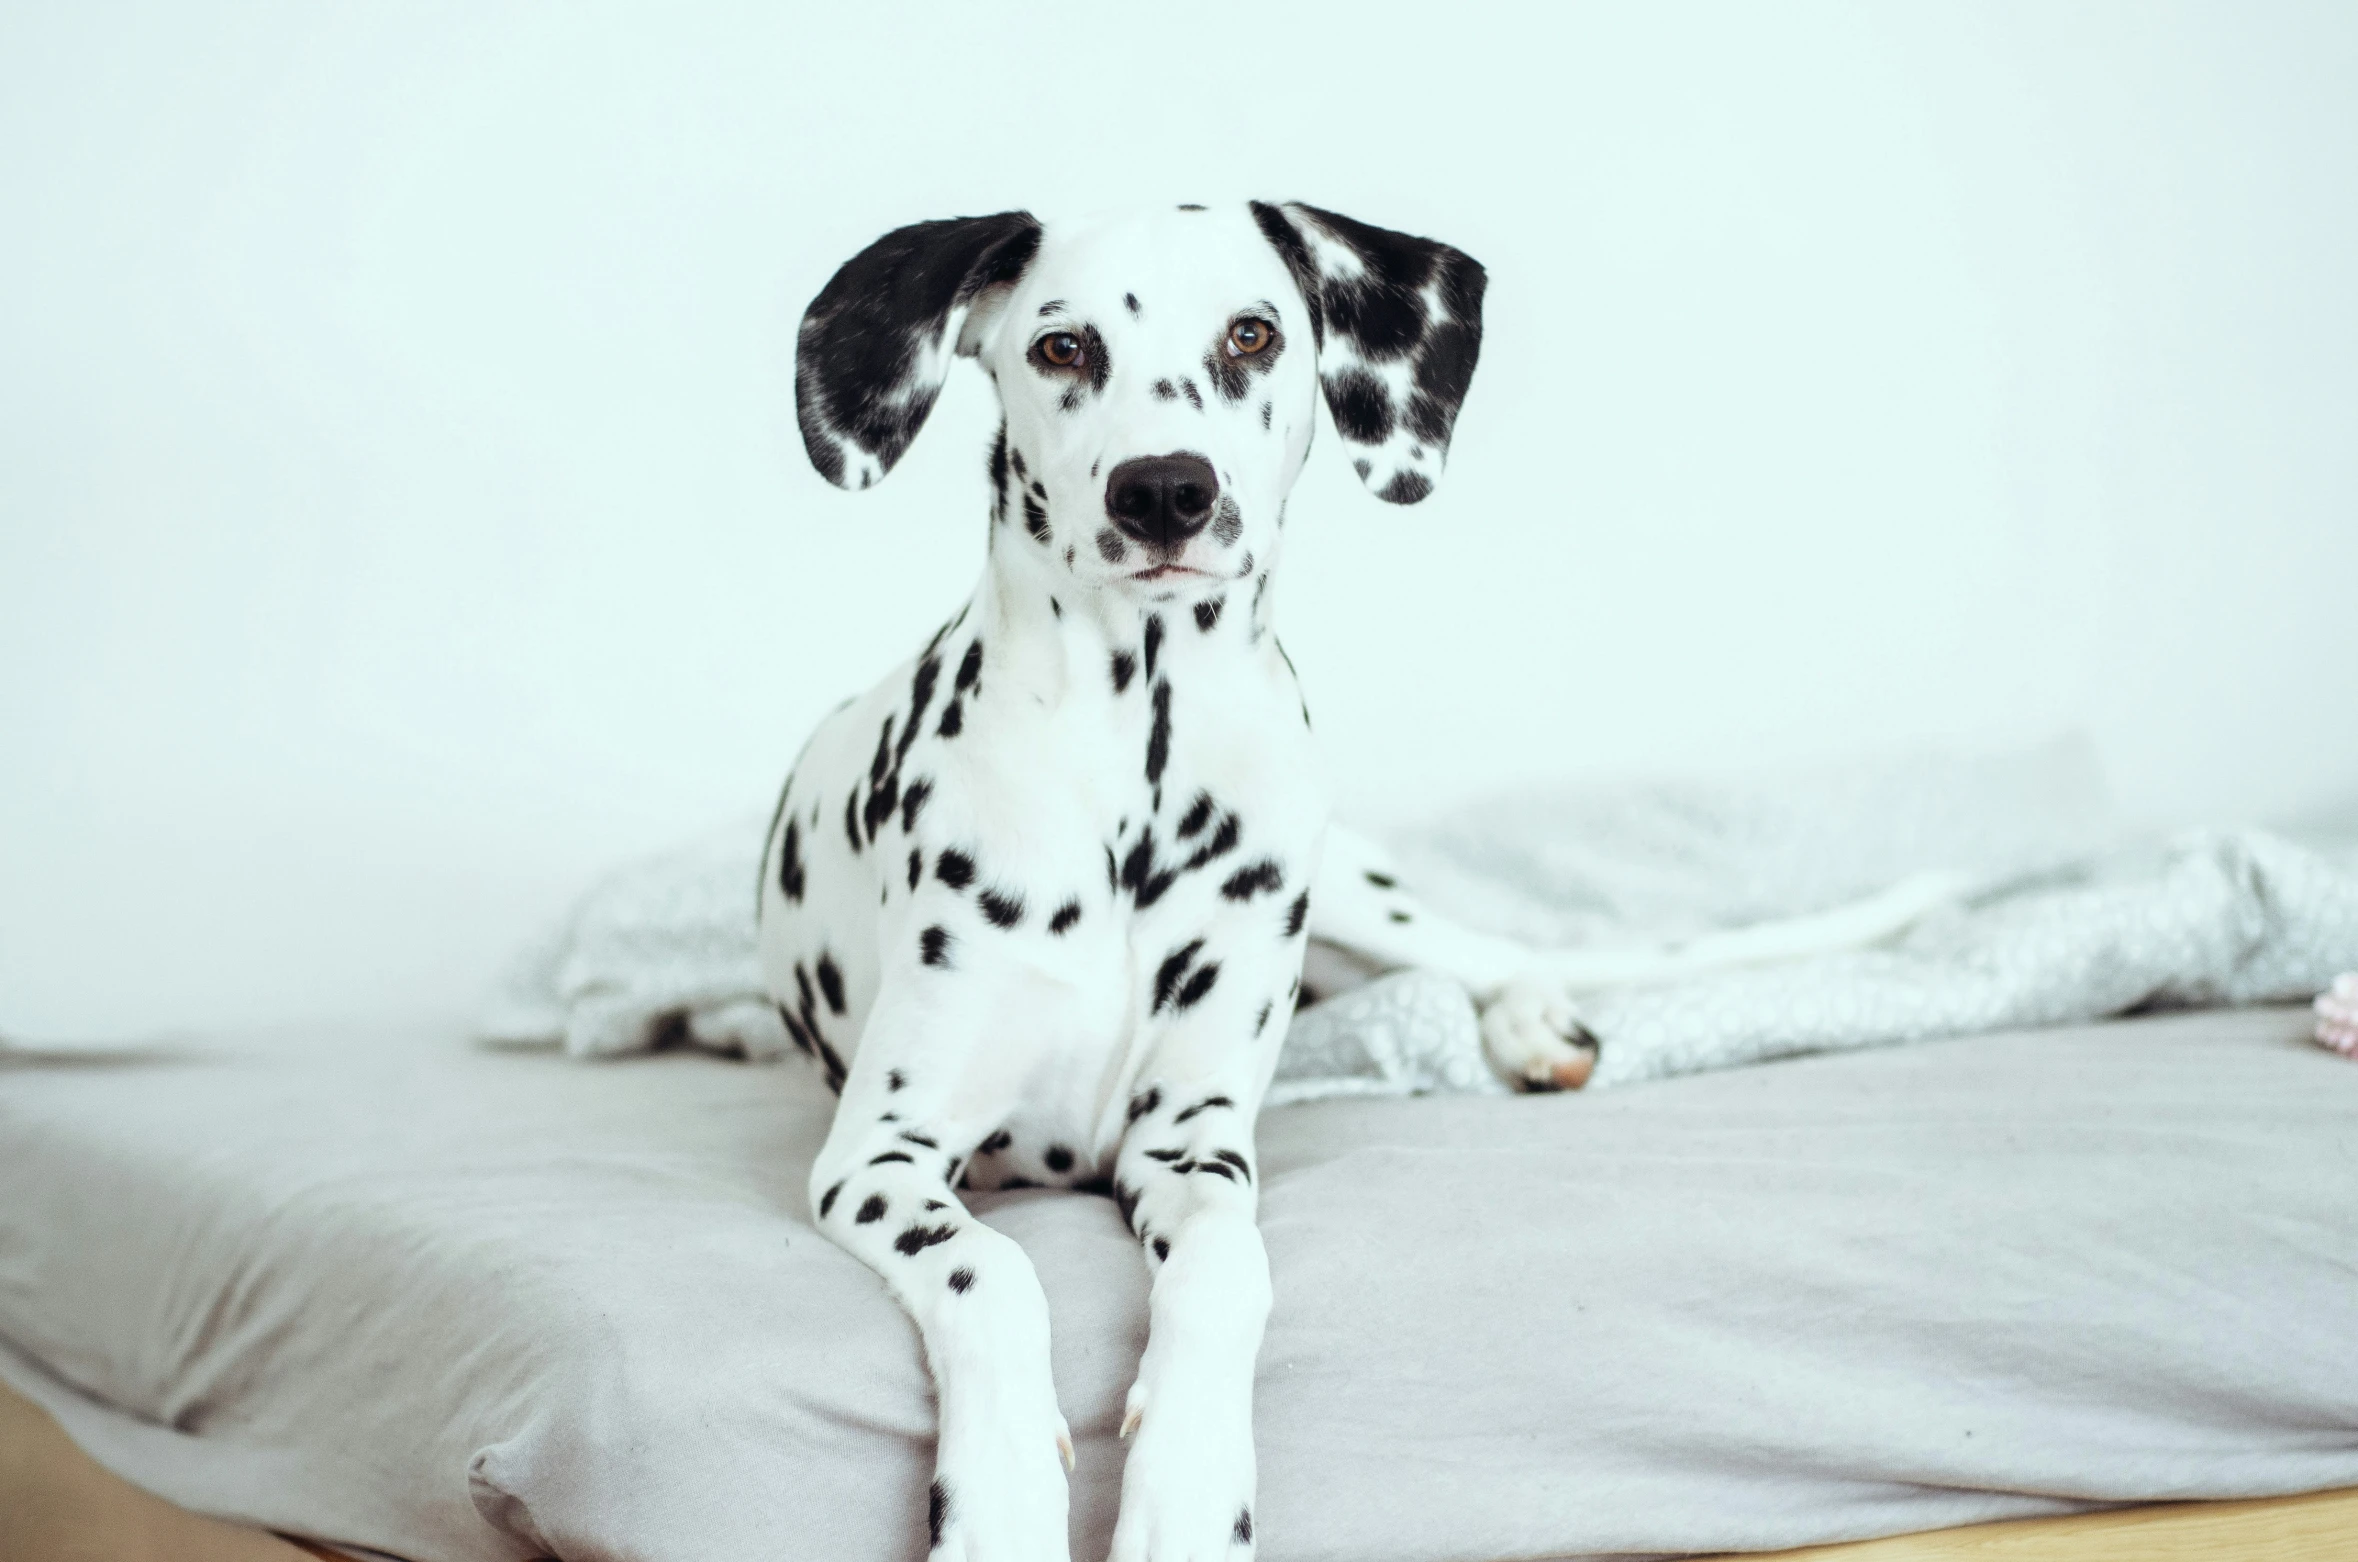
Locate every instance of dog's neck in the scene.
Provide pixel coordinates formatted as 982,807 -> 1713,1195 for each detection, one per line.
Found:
969,518 -> 1284,708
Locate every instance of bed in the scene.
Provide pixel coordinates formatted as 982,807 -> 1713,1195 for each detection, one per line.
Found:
4,1003 -> 2355,1561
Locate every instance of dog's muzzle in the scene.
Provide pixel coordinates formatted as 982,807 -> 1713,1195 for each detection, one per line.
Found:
1105,453 -> 1218,551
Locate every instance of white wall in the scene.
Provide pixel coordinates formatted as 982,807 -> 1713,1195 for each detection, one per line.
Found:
4,2 -> 2354,1039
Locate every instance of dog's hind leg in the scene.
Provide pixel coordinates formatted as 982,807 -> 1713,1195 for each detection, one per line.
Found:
1308,823 -> 1967,1089
806,975 -> 1072,1562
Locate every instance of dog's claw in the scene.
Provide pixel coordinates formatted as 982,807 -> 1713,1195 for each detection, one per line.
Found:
1120,1382 -> 1144,1440
1057,1425 -> 1076,1472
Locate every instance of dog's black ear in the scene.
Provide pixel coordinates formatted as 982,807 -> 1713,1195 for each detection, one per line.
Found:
1249,202 -> 1486,504
796,213 -> 1043,490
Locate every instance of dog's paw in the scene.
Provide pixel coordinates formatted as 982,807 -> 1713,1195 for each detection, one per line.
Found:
1479,976 -> 1601,1091
926,1416 -> 1073,1562
1108,1374 -> 1255,1561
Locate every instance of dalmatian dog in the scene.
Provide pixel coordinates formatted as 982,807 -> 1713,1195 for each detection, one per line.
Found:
759,203 -> 1951,1560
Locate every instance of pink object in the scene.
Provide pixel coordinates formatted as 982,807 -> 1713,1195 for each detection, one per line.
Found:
2315,973 -> 2358,1058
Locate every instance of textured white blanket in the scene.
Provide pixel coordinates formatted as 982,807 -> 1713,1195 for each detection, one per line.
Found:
479,742 -> 2358,1095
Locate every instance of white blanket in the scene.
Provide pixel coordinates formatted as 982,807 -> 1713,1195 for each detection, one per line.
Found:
479,742 -> 2358,1093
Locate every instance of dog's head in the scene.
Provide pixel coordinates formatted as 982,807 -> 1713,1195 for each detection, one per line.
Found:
795,203 -> 1485,600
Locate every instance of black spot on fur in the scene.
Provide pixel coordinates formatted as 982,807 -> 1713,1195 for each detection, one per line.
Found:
955,639 -> 983,696
1180,378 -> 1203,410
894,1222 -> 957,1255
1098,529 -> 1128,564
774,816 -> 806,903
1121,829 -> 1180,910
1328,368 -> 1393,444
1260,399 -> 1273,430
979,1128 -> 1013,1154
1235,1507 -> 1253,1544
1049,899 -> 1082,934
1177,791 -> 1215,838
899,659 -> 941,768
1379,470 -> 1432,505
869,1150 -> 914,1166
948,1266 -> 975,1293
1194,596 -> 1224,631
936,700 -> 963,738
1146,679 -> 1172,785
1153,939 -> 1206,1013
920,925 -> 954,966
1284,890 -> 1309,937
856,1193 -> 888,1224
999,1175 -> 1039,1191
1184,813 -> 1240,871
819,1180 -> 844,1218
907,847 -> 923,889
1022,491 -> 1050,542
863,771 -> 899,844
1044,1144 -> 1075,1174
1222,859 -> 1283,900
899,1130 -> 939,1149
1364,870 -> 1396,888
1389,908 -> 1413,923
901,777 -> 932,834
816,954 -> 847,1014
843,788 -> 863,852
1175,962 -> 1220,1010
1143,614 -> 1164,680
929,1479 -> 951,1547
1192,1159 -> 1236,1180
1204,348 -> 1251,404
1210,497 -> 1243,546
1254,1000 -> 1273,1035
1144,1146 -> 1183,1162
1152,378 -> 1178,402
1174,1094 -> 1233,1125
1128,1086 -> 1162,1122
979,888 -> 1025,928
935,850 -> 975,890
1125,292 -> 1141,314
1213,1148 -> 1252,1181
888,1068 -> 907,1091
1153,1236 -> 1171,1261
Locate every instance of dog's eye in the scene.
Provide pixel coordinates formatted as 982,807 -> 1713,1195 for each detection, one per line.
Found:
1035,332 -> 1084,369
1227,318 -> 1275,356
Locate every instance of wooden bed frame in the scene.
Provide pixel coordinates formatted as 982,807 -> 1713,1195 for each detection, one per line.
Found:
7,1380 -> 2352,1562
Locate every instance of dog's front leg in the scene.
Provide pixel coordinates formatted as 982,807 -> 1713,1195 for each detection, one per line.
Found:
808,981 -> 1072,1562
1106,1039 -> 1277,1560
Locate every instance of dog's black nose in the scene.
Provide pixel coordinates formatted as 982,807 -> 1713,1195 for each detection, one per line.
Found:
1105,453 -> 1218,550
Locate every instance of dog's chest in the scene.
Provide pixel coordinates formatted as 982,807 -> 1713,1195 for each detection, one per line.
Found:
759,596 -> 1325,1177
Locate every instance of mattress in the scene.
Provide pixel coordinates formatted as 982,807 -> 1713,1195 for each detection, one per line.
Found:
3,1006 -> 2354,1562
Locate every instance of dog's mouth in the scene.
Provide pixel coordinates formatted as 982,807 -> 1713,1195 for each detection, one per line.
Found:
1129,564 -> 1212,583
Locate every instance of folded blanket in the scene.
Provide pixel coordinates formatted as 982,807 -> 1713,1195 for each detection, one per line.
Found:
479,741 -> 2358,1096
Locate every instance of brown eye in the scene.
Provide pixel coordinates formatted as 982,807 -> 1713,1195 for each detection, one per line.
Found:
1228,317 -> 1274,356
1037,331 -> 1083,368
